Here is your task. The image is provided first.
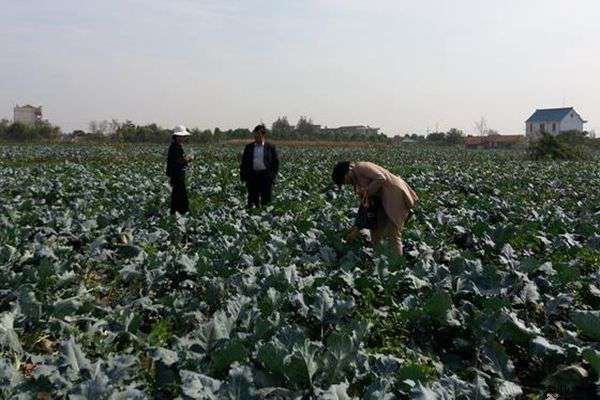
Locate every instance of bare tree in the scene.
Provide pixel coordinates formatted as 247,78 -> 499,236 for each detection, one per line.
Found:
109,119 -> 121,135
474,117 -> 488,136
89,120 -> 99,134
98,120 -> 109,135
89,119 -> 121,135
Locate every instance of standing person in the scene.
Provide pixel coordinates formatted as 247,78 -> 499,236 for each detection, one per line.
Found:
166,125 -> 193,215
240,124 -> 280,208
332,161 -> 418,256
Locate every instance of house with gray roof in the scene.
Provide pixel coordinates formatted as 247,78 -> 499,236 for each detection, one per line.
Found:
525,107 -> 586,138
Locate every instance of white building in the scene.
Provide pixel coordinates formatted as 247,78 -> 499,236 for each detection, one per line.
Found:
525,107 -> 586,138
13,104 -> 43,125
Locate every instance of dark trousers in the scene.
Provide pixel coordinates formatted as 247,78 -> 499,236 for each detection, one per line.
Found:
170,176 -> 189,215
246,170 -> 272,208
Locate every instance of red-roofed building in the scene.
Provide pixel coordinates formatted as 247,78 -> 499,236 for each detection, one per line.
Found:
465,134 -> 524,149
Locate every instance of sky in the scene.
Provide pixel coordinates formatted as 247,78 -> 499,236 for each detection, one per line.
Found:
1,0 -> 599,135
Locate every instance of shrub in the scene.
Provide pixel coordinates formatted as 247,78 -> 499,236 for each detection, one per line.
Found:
0,121 -> 61,142
528,132 -> 584,160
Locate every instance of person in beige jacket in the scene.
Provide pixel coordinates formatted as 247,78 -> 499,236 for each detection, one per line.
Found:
332,161 -> 418,255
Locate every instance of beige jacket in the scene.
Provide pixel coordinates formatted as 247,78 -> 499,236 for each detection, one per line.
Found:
350,161 -> 418,228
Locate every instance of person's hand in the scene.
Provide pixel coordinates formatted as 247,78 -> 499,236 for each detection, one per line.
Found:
185,154 -> 194,162
346,226 -> 360,243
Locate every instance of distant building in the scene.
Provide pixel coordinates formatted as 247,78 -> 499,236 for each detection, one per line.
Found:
465,134 -> 524,149
525,107 -> 586,138
14,104 -> 43,125
322,125 -> 379,136
392,135 -> 418,145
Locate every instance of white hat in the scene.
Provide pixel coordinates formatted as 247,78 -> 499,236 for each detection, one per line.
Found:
173,125 -> 191,136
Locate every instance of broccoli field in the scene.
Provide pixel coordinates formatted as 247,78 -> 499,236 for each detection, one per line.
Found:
1,143 -> 599,399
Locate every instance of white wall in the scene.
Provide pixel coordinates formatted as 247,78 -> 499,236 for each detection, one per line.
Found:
14,109 -> 36,124
13,107 -> 41,125
559,111 -> 584,132
526,120 -> 560,137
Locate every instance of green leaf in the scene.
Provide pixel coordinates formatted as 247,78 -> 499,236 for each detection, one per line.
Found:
325,331 -> 356,381
61,336 -> 91,372
571,310 -> 600,340
582,348 -> 600,375
543,364 -> 588,392
211,338 -> 249,375
0,358 -> 22,391
221,364 -> 256,400
495,379 -> 522,400
0,311 -> 22,354
530,336 -> 565,357
180,370 -> 221,399
150,347 -> 179,367
317,382 -> 355,400
283,340 -> 321,388
257,339 -> 287,377
18,287 -> 41,322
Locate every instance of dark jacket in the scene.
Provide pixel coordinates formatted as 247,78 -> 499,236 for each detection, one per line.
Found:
240,142 -> 279,182
166,141 -> 188,179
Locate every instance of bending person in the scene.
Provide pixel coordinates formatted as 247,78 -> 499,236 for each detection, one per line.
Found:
332,161 -> 418,255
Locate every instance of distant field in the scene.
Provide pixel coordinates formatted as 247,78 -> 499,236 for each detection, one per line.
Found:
1,144 -> 599,398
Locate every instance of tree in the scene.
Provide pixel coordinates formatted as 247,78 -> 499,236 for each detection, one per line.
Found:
555,130 -> 589,146
446,128 -> 465,145
89,121 -> 99,135
272,116 -> 292,138
0,119 -> 9,139
213,127 -> 224,141
529,131 -> 579,160
474,117 -> 488,136
109,119 -> 121,135
296,116 -> 318,137
0,121 -> 60,141
426,132 -> 446,142
89,119 -> 120,136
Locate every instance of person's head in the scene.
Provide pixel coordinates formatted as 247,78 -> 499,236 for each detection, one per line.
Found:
332,161 -> 351,187
253,124 -> 267,144
173,135 -> 187,145
173,125 -> 191,144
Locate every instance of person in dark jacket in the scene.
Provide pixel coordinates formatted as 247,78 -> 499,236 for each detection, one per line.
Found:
166,125 -> 193,215
240,124 -> 279,208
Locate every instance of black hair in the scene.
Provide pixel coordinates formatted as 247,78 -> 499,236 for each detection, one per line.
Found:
332,161 -> 351,187
253,124 -> 267,134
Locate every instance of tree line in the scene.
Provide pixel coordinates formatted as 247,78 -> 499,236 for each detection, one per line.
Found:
0,116 -> 469,145
80,116 -> 391,143
0,119 -> 61,141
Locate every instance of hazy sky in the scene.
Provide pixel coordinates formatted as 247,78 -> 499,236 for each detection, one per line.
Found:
1,0 -> 599,135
